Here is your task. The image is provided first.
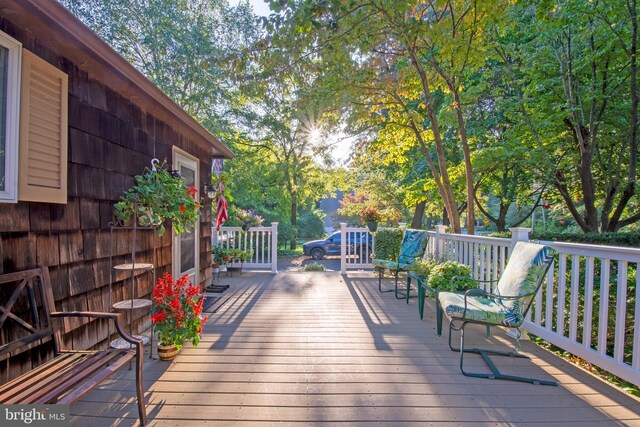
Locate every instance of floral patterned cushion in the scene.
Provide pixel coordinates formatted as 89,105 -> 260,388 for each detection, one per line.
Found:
398,229 -> 429,265
496,243 -> 555,314
439,292 -> 523,327
372,229 -> 429,272
372,259 -> 412,271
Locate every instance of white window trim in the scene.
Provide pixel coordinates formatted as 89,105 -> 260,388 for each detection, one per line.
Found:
0,31 -> 21,203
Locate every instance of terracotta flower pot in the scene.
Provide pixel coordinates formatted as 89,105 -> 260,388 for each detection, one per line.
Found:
157,343 -> 180,361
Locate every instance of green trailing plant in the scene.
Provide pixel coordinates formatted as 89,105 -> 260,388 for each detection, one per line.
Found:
373,228 -> 403,260
427,261 -> 475,292
302,262 -> 326,271
410,259 -> 438,279
227,248 -> 252,262
114,162 -> 201,235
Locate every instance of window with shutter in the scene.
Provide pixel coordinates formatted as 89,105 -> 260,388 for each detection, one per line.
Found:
18,49 -> 68,204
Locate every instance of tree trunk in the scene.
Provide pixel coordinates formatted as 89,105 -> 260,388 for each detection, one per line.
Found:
408,51 -> 461,233
411,200 -> 426,229
452,89 -> 475,235
290,194 -> 297,249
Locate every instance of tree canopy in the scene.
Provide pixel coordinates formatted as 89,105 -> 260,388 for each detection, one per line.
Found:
62,0 -> 640,235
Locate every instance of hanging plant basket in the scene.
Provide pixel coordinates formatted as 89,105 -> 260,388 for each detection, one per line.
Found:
367,221 -> 378,232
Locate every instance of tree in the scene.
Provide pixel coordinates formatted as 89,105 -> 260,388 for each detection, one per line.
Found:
61,0 -> 260,137
266,0 -> 509,234
504,0 -> 639,232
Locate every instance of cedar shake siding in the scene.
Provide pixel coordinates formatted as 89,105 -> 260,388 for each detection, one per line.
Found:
0,1 -> 231,382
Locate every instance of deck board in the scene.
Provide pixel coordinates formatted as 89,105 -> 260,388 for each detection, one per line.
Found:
70,271 -> 640,426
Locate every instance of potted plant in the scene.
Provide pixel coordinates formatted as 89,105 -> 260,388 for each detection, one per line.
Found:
227,248 -> 252,270
212,245 -> 231,268
114,161 -> 201,235
234,208 -> 264,231
426,260 -> 475,293
360,206 -> 382,232
151,272 -> 208,360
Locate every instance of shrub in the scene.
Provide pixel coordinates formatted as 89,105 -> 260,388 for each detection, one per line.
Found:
488,231 -> 511,238
373,227 -> 403,260
297,209 -> 326,239
410,259 -> 437,278
427,261 -> 475,292
302,262 -> 326,271
531,231 -> 640,247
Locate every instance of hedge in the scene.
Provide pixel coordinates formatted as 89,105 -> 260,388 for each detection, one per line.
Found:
373,228 -> 404,260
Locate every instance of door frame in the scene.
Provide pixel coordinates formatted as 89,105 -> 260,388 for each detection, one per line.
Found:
172,147 -> 199,285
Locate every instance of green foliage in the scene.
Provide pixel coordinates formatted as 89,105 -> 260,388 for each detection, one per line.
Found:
427,261 -> 474,292
114,163 -> 201,235
410,259 -> 438,279
531,231 -> 640,247
151,273 -> 207,349
373,228 -> 404,261
302,262 -> 326,272
277,222 -> 297,248
297,208 -> 325,239
211,245 -> 231,265
488,231 -> 512,238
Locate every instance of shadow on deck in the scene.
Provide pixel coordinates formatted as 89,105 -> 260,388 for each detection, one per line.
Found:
70,271 -> 640,426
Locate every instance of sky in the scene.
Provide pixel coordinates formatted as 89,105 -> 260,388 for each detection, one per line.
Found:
229,0 -> 272,16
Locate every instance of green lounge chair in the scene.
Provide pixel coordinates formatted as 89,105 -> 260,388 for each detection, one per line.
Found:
437,241 -> 557,386
372,229 -> 429,299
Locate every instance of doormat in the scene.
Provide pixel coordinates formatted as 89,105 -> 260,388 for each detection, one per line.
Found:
206,284 -> 230,293
202,295 -> 219,312
202,284 -> 230,312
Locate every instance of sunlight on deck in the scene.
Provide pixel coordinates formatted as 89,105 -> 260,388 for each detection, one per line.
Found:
70,271 -> 640,426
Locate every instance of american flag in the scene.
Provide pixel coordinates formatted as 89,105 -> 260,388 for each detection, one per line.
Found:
212,158 -> 227,231
215,196 -> 228,231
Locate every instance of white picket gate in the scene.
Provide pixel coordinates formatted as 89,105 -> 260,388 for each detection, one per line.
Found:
212,223 -> 278,273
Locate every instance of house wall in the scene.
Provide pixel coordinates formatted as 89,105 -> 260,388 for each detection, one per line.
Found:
0,18 -> 214,382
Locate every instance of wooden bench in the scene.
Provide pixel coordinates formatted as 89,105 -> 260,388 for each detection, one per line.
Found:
0,267 -> 147,425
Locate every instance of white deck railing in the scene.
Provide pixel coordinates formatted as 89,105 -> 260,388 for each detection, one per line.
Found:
212,223 -> 278,273
340,224 -> 374,273
430,226 -> 640,387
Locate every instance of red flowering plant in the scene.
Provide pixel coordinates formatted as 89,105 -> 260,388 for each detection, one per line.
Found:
152,273 -> 207,349
360,206 -> 382,223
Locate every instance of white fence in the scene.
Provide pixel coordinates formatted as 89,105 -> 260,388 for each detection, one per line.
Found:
212,223 -> 278,273
340,223 -> 374,273
429,226 -> 640,387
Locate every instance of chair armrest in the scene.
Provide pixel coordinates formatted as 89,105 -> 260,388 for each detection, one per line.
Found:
50,311 -> 144,349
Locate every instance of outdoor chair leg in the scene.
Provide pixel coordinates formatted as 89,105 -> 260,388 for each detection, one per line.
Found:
394,272 -> 416,300
447,320 -> 557,386
378,268 -> 393,293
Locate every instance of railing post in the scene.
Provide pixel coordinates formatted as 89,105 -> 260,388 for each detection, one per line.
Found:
340,223 -> 347,274
435,224 -> 447,262
212,226 -> 219,246
509,227 -> 531,248
271,222 -> 278,274
507,227 -> 531,340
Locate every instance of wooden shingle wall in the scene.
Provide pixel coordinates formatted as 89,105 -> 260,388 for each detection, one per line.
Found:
0,18 -> 214,382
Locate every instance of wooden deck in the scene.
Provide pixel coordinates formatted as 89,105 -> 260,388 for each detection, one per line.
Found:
71,271 -> 640,426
